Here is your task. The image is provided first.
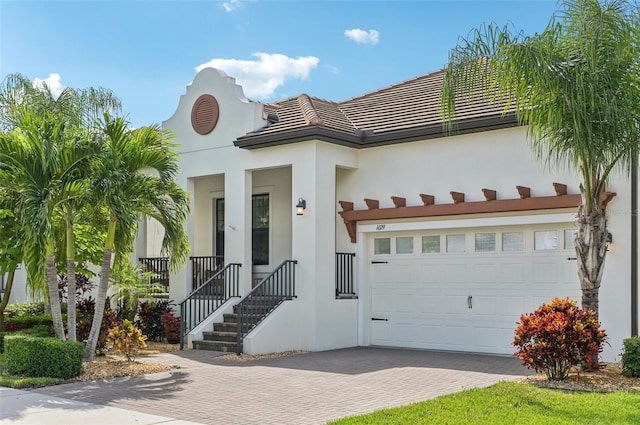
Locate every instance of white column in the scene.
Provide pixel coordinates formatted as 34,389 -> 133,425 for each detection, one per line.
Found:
170,177 -> 194,304
225,168 -> 253,294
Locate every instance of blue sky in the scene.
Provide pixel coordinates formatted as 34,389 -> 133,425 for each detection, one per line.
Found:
1,0 -> 558,128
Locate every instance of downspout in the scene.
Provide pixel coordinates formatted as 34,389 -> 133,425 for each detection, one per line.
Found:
632,157 -> 638,336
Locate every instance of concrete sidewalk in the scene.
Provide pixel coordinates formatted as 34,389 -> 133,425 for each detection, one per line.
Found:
2,347 -> 529,425
0,387 -> 206,425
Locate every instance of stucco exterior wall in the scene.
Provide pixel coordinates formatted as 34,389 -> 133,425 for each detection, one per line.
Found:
335,126 -> 633,361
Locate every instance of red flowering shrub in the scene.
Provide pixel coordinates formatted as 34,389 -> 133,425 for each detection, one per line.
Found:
513,297 -> 606,380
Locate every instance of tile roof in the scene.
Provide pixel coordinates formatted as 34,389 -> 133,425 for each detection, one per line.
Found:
235,69 -> 516,149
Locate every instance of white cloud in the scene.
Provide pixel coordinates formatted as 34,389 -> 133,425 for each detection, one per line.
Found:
222,0 -> 241,12
330,66 -> 340,75
195,53 -> 320,99
344,28 -> 380,45
32,73 -> 65,98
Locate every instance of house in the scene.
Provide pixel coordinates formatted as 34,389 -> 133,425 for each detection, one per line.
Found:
140,67 -> 638,362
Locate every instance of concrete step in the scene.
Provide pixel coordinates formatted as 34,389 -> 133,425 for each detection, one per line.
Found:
192,340 -> 237,352
213,322 -> 238,332
202,331 -> 237,342
223,313 -> 263,323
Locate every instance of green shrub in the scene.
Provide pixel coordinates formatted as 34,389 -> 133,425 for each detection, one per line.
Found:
622,337 -> 640,377
0,332 -> 6,353
4,335 -> 83,379
4,303 -> 45,317
4,314 -> 56,332
23,325 -> 53,338
513,297 -> 607,381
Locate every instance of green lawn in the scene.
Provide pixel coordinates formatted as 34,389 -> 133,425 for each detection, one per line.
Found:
328,381 -> 640,425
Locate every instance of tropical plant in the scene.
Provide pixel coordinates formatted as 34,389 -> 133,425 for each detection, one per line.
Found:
136,299 -> 174,342
513,297 -> 606,380
160,311 -> 181,344
0,73 -> 121,341
440,0 -> 640,317
105,319 -> 147,361
0,117 -> 81,339
84,114 -> 190,361
109,262 -> 164,322
75,296 -> 118,355
0,198 -> 23,332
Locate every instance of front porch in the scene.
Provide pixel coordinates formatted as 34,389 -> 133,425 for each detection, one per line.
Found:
138,252 -> 356,353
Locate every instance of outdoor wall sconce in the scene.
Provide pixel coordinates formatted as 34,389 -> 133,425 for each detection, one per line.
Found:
606,232 -> 613,250
296,198 -> 307,215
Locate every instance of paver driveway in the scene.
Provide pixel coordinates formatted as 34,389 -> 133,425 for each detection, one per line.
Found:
36,347 -> 530,425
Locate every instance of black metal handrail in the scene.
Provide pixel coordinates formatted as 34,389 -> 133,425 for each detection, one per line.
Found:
336,252 -> 356,297
139,257 -> 169,293
190,255 -> 224,290
179,263 -> 241,349
236,260 -> 297,354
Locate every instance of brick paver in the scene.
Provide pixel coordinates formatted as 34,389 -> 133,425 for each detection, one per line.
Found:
37,347 -> 530,425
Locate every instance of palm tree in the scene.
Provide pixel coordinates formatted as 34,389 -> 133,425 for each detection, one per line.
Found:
84,114 -> 190,361
0,73 -> 120,340
440,0 -> 640,317
0,117 -> 90,339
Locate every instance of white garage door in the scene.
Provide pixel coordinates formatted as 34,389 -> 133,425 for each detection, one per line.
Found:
368,224 -> 582,355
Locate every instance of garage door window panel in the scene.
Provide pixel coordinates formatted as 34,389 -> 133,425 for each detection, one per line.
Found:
374,237 -> 391,255
422,235 -> 441,254
534,230 -> 558,251
446,234 -> 465,253
396,236 -> 414,254
475,233 -> 496,252
502,232 -> 524,252
564,229 -> 577,250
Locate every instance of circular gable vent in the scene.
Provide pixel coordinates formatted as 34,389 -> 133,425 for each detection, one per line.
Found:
191,94 -> 220,135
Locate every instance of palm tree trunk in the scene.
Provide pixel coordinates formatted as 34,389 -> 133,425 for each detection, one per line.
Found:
575,189 -> 608,318
0,271 -> 15,332
66,210 -> 77,341
84,248 -> 112,361
47,253 -> 65,339
84,215 -> 116,362
66,261 -> 77,341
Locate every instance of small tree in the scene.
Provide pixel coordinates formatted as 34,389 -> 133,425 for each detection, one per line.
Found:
514,298 -> 606,380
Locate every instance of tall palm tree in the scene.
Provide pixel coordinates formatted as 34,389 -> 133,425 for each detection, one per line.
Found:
440,0 -> 640,317
0,73 -> 120,340
84,114 -> 190,361
0,117 -> 91,339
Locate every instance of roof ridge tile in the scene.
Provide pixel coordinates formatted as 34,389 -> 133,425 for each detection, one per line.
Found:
297,94 -> 324,126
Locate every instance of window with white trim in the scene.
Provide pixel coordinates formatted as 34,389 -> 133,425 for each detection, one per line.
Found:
422,235 -> 440,253
374,238 -> 391,255
564,229 -> 577,250
446,234 -> 465,253
534,230 -> 558,251
396,236 -> 413,254
502,232 -> 524,252
475,232 -> 496,252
